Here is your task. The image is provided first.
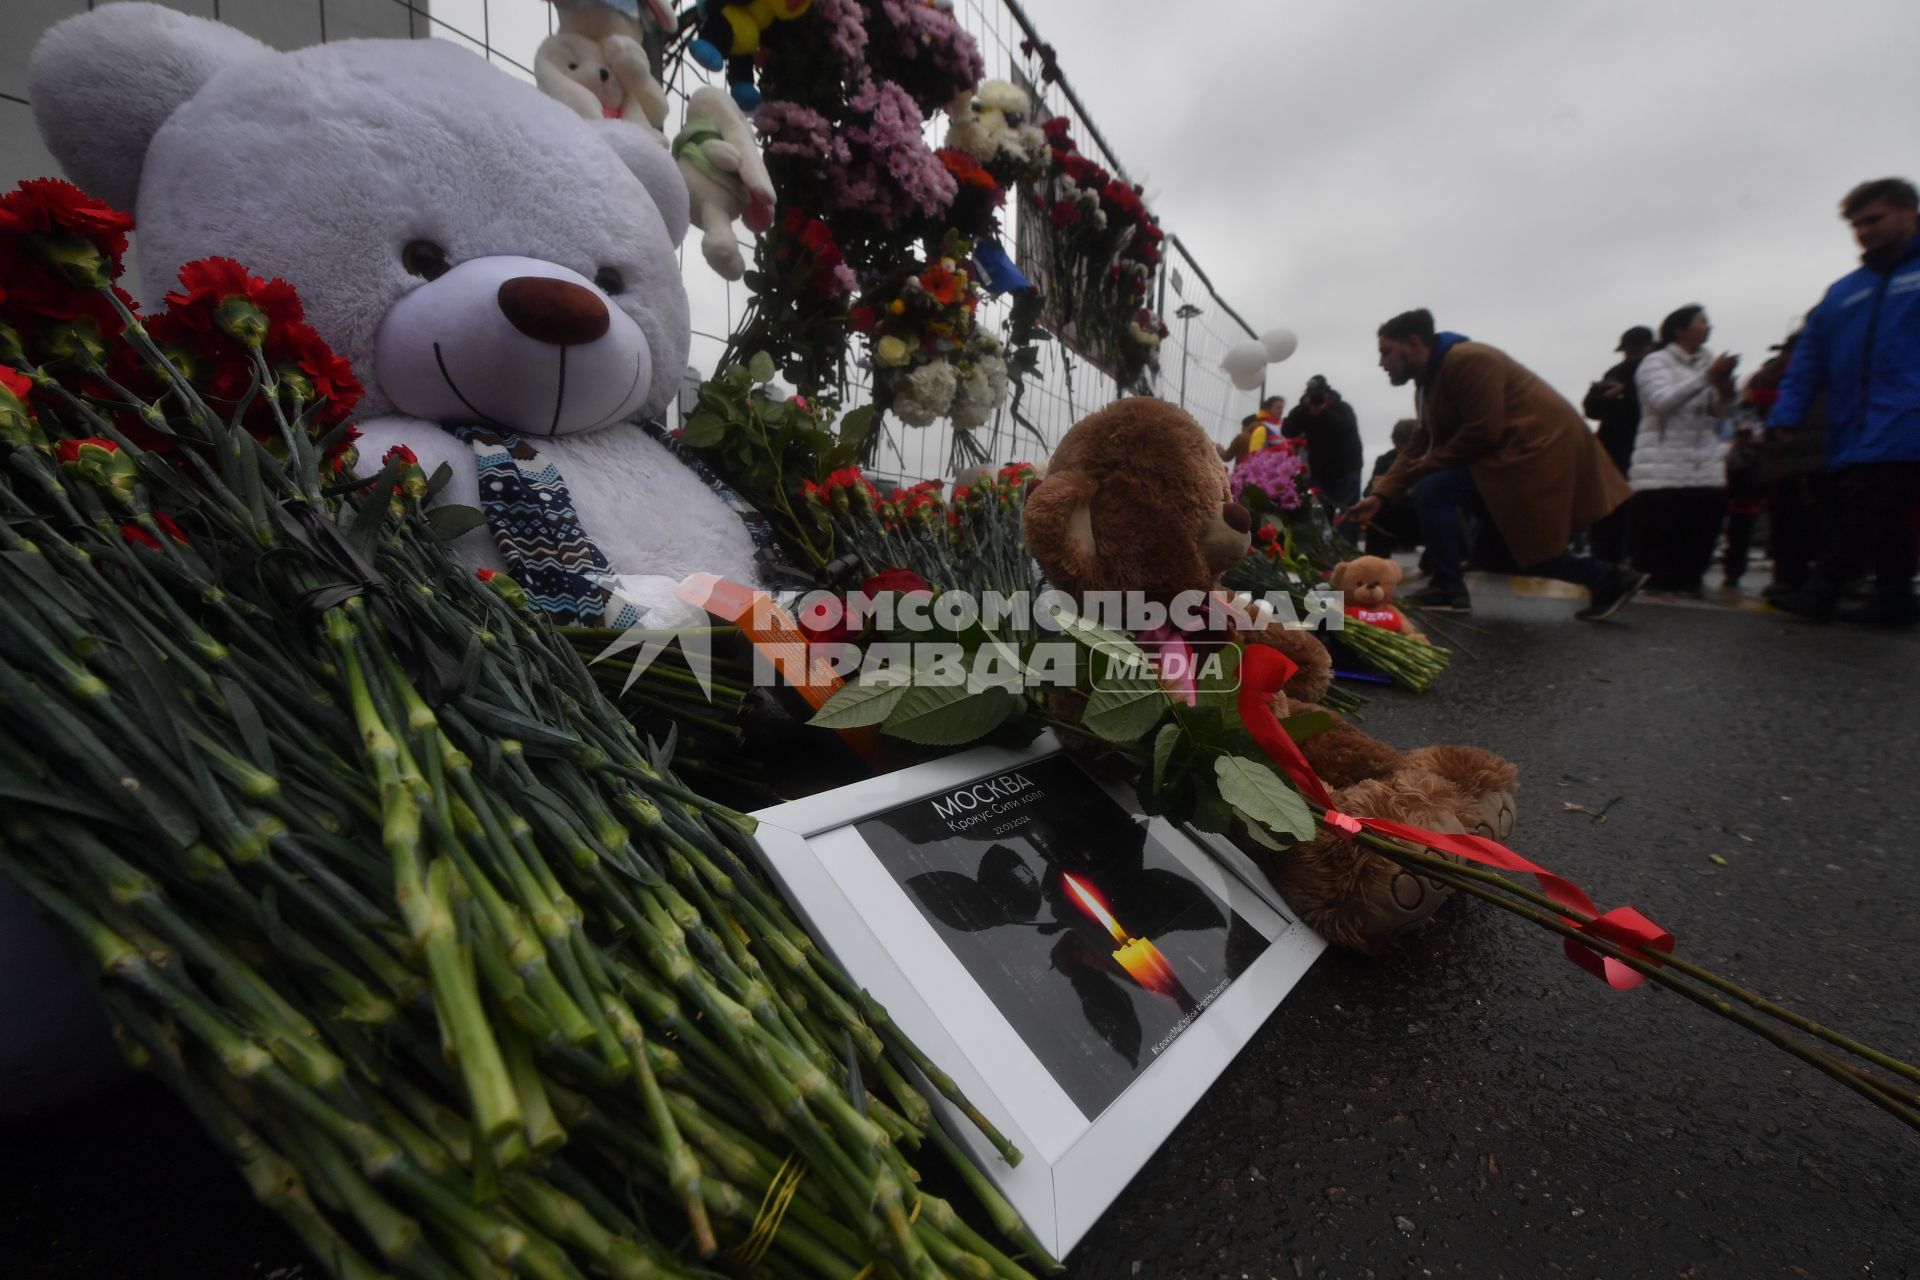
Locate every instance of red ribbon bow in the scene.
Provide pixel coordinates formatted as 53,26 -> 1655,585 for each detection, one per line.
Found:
1236,643 -> 1672,989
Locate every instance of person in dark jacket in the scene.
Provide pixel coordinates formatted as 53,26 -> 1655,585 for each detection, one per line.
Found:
1281,375 -> 1364,508
1344,418 -> 1423,556
1743,332 -> 1829,595
1581,325 -> 1654,562
1769,177 -> 1920,625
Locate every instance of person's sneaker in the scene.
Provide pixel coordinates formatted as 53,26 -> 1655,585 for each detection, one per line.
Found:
1769,582 -> 1839,622
1838,594 -> 1919,627
1406,583 -> 1471,612
1576,567 -> 1648,620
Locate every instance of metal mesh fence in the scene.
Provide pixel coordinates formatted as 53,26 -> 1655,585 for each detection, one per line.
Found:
182,0 -> 1266,482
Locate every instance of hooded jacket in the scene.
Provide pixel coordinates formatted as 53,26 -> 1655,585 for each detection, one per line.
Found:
1770,232 -> 1920,466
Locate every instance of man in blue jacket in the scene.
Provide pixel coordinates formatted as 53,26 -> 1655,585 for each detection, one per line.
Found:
1769,177 -> 1920,625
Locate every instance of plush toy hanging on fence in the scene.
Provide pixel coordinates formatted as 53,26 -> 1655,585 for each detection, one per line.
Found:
536,0 -> 675,136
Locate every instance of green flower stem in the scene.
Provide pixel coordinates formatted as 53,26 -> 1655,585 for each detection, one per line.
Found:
1356,836 -> 1920,1133
330,611 -> 522,1155
925,1123 -> 1060,1273
1353,829 -> 1920,1089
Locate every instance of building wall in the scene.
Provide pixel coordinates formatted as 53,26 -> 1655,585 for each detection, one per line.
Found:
4,0 -> 428,295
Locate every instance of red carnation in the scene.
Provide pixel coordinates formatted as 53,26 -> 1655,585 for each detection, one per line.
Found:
56,436 -> 117,464
0,179 -> 134,265
275,320 -> 363,425
166,257 -> 304,329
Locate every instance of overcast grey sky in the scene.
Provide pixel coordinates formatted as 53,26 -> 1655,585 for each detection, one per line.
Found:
1034,0 -> 1920,460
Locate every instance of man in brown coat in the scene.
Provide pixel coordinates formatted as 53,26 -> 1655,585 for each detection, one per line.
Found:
1347,309 -> 1645,620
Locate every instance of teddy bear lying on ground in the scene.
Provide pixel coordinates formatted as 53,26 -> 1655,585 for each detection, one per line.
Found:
1330,554 -> 1429,643
1023,398 -> 1518,953
33,3 -> 764,624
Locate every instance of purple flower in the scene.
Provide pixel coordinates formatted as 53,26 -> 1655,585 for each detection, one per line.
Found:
838,77 -> 956,226
756,100 -> 851,166
817,0 -> 870,71
1232,446 -> 1307,512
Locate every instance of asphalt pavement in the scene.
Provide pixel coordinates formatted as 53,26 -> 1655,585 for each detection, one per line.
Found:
5,575 -> 1918,1279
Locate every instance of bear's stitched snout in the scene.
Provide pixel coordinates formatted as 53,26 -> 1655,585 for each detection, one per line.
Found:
497,276 -> 610,346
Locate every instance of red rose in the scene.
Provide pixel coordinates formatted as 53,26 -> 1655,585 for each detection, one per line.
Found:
862,568 -> 931,597
848,305 -> 879,333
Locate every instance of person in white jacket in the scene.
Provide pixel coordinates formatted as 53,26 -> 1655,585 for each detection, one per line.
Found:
1629,305 -> 1739,594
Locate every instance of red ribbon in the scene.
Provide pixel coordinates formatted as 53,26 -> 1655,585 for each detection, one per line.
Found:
1237,643 -> 1673,989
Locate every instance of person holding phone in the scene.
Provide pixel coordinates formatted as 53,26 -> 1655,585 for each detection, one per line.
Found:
1628,305 -> 1738,596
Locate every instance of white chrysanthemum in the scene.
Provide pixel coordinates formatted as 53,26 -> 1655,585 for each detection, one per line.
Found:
891,359 -> 959,427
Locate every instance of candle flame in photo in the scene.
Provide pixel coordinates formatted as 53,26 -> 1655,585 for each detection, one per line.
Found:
1060,872 -> 1191,1005
1062,872 -> 1128,943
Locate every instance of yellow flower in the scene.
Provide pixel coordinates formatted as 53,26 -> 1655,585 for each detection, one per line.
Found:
888,299 -> 907,316
875,336 -> 911,367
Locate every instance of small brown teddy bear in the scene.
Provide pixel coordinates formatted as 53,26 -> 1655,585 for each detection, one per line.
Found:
1329,555 -> 1427,643
1024,398 -> 1517,953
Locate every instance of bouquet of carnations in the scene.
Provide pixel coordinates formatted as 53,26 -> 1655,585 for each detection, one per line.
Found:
0,178 -> 1055,1279
1026,116 -> 1168,392
802,461 -> 1040,600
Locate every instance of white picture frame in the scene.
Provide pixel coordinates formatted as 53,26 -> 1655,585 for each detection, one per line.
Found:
749,733 -> 1325,1258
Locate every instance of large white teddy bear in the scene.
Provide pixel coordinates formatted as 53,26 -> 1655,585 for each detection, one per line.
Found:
30,4 -> 761,621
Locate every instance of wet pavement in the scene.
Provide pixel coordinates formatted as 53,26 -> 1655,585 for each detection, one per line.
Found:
5,576 -> 1919,1278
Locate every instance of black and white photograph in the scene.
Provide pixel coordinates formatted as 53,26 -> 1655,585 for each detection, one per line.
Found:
856,754 -> 1271,1120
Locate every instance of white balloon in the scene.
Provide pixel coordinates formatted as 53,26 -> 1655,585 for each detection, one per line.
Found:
1220,338 -> 1268,380
1259,327 -> 1298,363
1229,364 -> 1267,391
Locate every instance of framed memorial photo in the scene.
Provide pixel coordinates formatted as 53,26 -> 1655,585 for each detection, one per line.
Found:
749,735 -> 1325,1257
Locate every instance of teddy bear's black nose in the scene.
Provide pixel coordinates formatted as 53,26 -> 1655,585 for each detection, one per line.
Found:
599,67 -> 610,82
1221,501 -> 1252,533
497,276 -> 610,346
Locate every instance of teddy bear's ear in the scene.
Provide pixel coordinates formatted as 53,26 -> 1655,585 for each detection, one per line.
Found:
591,121 -> 692,246
1329,560 -> 1351,589
30,4 -> 272,214
1021,471 -> 1102,589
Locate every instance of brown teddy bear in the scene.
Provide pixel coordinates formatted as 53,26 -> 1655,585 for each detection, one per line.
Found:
1329,555 -> 1428,643
1023,398 -> 1517,953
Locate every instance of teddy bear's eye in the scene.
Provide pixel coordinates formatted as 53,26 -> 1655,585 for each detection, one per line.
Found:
593,267 -> 626,296
567,62 -> 579,71
401,240 -> 450,281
